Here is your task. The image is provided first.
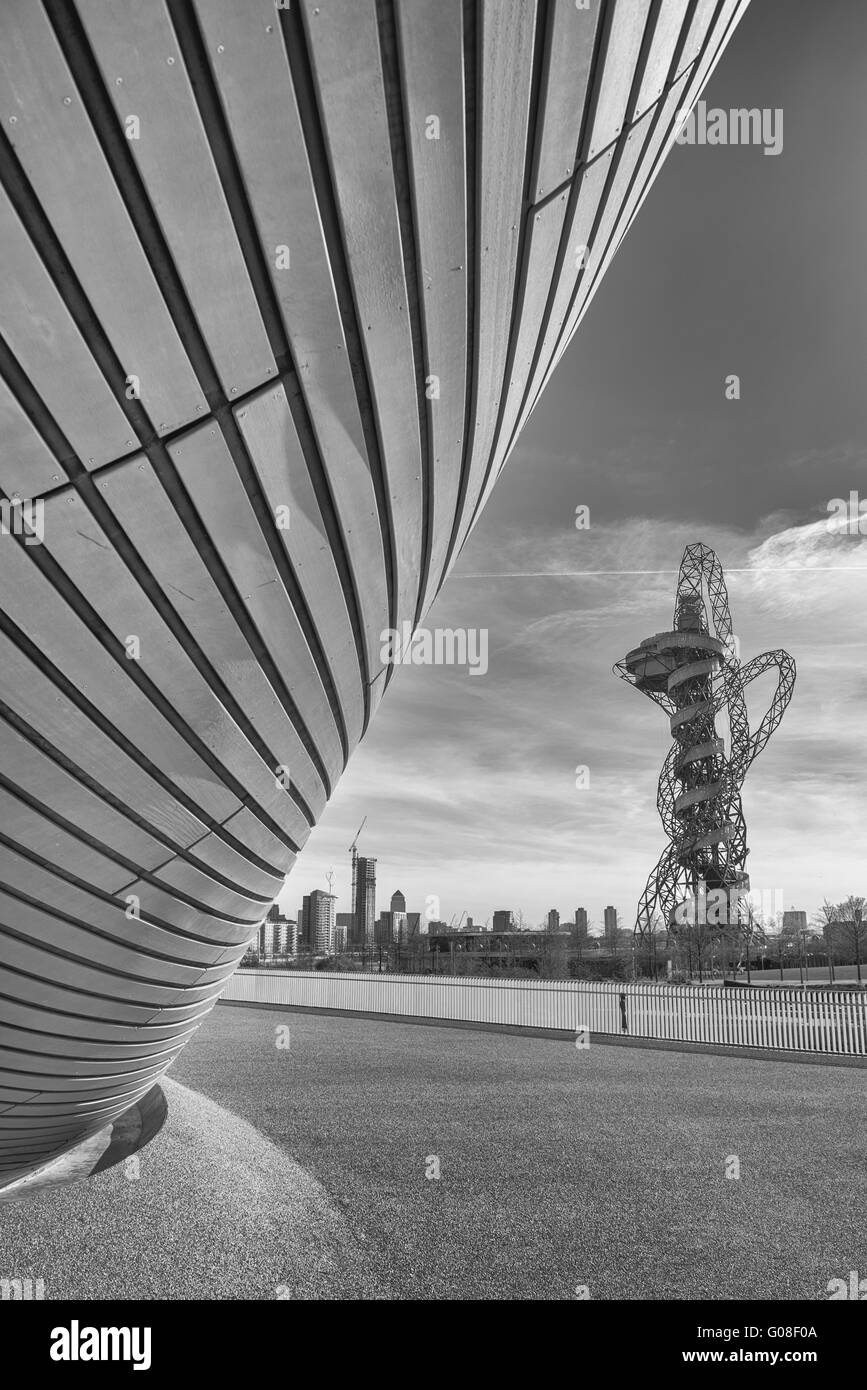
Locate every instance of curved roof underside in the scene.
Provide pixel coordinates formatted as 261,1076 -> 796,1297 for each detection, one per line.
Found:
0,0 -> 748,1186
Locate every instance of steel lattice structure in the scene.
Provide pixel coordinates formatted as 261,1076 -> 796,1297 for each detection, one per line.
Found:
614,543 -> 796,943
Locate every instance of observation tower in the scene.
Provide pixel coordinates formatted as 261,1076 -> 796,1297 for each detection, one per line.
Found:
614,543 -> 795,942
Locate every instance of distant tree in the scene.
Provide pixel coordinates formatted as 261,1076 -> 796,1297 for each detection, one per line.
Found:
812,899 -> 839,980
315,955 -> 362,972
835,895 -> 866,981
539,923 -> 570,980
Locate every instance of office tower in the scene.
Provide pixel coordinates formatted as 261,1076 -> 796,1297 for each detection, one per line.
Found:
574,908 -> 589,940
390,889 -> 406,913
352,856 -> 377,944
375,908 -> 407,946
493,910 -> 515,932
406,911 -> 423,938
299,894 -> 311,949
547,909 -> 560,931
465,916 -> 475,930
308,890 -> 337,954
335,912 -> 353,954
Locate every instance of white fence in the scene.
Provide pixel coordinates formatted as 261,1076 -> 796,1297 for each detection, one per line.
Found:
221,971 -> 867,1057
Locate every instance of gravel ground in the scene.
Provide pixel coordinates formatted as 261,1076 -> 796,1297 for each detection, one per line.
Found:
173,1007 -> 865,1300
0,1076 -> 385,1300
2,1007 -> 863,1300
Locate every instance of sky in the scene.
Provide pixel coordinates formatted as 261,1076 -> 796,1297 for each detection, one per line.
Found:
281,0 -> 867,932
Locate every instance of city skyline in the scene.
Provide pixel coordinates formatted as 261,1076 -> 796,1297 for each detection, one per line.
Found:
278,2 -> 865,930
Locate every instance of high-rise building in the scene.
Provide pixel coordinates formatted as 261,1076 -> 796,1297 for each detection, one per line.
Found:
285,918 -> 299,957
782,910 -> 808,934
308,890 -> 337,954
574,907 -> 589,940
335,912 -> 353,954
405,911 -> 423,938
258,914 -> 280,959
376,908 -> 408,946
390,889 -> 406,913
547,909 -> 560,931
298,894 -> 311,949
603,906 -> 618,943
492,909 -> 515,932
258,904 -> 297,959
352,856 -> 377,945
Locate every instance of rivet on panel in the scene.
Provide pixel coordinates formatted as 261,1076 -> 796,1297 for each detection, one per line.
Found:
63,97 -> 72,106
217,45 -> 225,54
167,56 -> 176,65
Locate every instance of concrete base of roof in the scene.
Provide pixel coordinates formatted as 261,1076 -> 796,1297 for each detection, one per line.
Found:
0,1083 -> 167,1204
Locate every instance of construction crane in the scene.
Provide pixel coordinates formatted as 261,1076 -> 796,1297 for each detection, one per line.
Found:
457,910 -> 467,928
348,817 -> 367,943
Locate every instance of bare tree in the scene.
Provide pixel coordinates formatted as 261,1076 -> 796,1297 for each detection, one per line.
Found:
836,895 -> 866,982
811,899 -> 838,983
